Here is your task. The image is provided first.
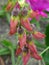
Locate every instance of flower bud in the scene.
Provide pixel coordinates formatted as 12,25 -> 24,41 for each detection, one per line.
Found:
21,18 -> 32,31
31,52 -> 42,60
12,8 -> 20,16
9,16 -> 18,35
33,31 -> 45,39
18,27 -> 24,34
21,7 -> 28,16
27,34 -> 32,42
18,32 -> 26,48
6,2 -> 12,11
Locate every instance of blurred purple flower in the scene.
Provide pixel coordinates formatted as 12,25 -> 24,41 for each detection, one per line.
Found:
26,0 -> 49,11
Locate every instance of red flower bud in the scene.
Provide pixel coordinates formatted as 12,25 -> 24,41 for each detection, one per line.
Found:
9,17 -> 18,35
23,52 -> 30,65
19,33 -> 26,48
21,18 -> 32,31
30,10 -> 39,18
33,31 -> 45,39
6,2 -> 12,11
31,53 -> 42,60
28,42 -> 38,54
28,42 -> 42,60
16,47 -> 22,56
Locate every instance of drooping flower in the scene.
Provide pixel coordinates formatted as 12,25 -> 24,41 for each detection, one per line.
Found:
27,42 -> 42,60
18,27 -> 26,48
26,34 -> 42,60
23,51 -> 30,65
9,16 -> 18,35
7,1 -> 46,65
16,34 -> 42,65
16,42 -> 22,56
32,31 -> 45,39
31,52 -> 42,60
6,0 -> 18,11
6,2 -> 12,11
20,18 -> 32,31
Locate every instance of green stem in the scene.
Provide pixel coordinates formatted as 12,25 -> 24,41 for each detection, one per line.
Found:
15,56 -> 21,65
11,49 -> 15,65
40,46 -> 49,56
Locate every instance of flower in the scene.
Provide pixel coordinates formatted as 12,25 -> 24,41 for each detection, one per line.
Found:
32,31 -> 45,39
9,16 -> 18,35
7,1 -> 46,65
26,0 -> 49,11
26,0 -> 49,18
16,34 -> 42,65
20,18 -> 32,31
18,29 -> 26,48
23,52 -> 30,65
6,2 -> 12,11
16,42 -> 22,55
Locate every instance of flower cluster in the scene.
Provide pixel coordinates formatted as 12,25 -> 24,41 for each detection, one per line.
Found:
6,0 -> 49,65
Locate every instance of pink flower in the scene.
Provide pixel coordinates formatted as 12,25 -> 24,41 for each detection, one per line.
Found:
21,18 -> 32,31
16,47 -> 22,56
31,53 -> 42,60
19,33 -> 26,48
33,31 -> 45,39
23,52 -> 30,65
6,2 -> 12,11
26,0 -> 49,11
9,16 -> 18,35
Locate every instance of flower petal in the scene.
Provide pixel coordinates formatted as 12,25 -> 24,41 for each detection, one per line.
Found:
28,42 -> 38,54
23,52 -> 30,65
9,16 -> 18,35
19,33 -> 26,48
21,18 -> 32,31
6,2 -> 12,11
33,31 -> 45,39
16,47 -> 22,56
30,10 -> 39,18
31,53 -> 42,60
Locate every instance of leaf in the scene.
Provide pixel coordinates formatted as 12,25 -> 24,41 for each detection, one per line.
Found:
42,50 -> 49,64
45,24 -> 49,46
31,19 -> 40,30
0,48 -> 10,55
1,40 -> 14,49
31,19 -> 37,23
46,63 -> 49,65
5,13 -> 10,23
0,10 -> 5,16
34,39 -> 46,48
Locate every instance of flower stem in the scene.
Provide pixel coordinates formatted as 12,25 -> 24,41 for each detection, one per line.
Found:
15,56 -> 21,65
40,46 -> 49,56
11,49 -> 15,65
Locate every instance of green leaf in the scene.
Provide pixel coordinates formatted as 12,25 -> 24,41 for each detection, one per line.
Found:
0,10 -> 5,16
31,19 -> 40,30
42,50 -> 49,64
45,24 -> 49,46
1,40 -> 14,49
46,63 -> 49,65
31,18 -> 37,23
0,48 -> 10,55
6,13 -> 10,23
34,39 -> 46,48
11,49 -> 15,65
